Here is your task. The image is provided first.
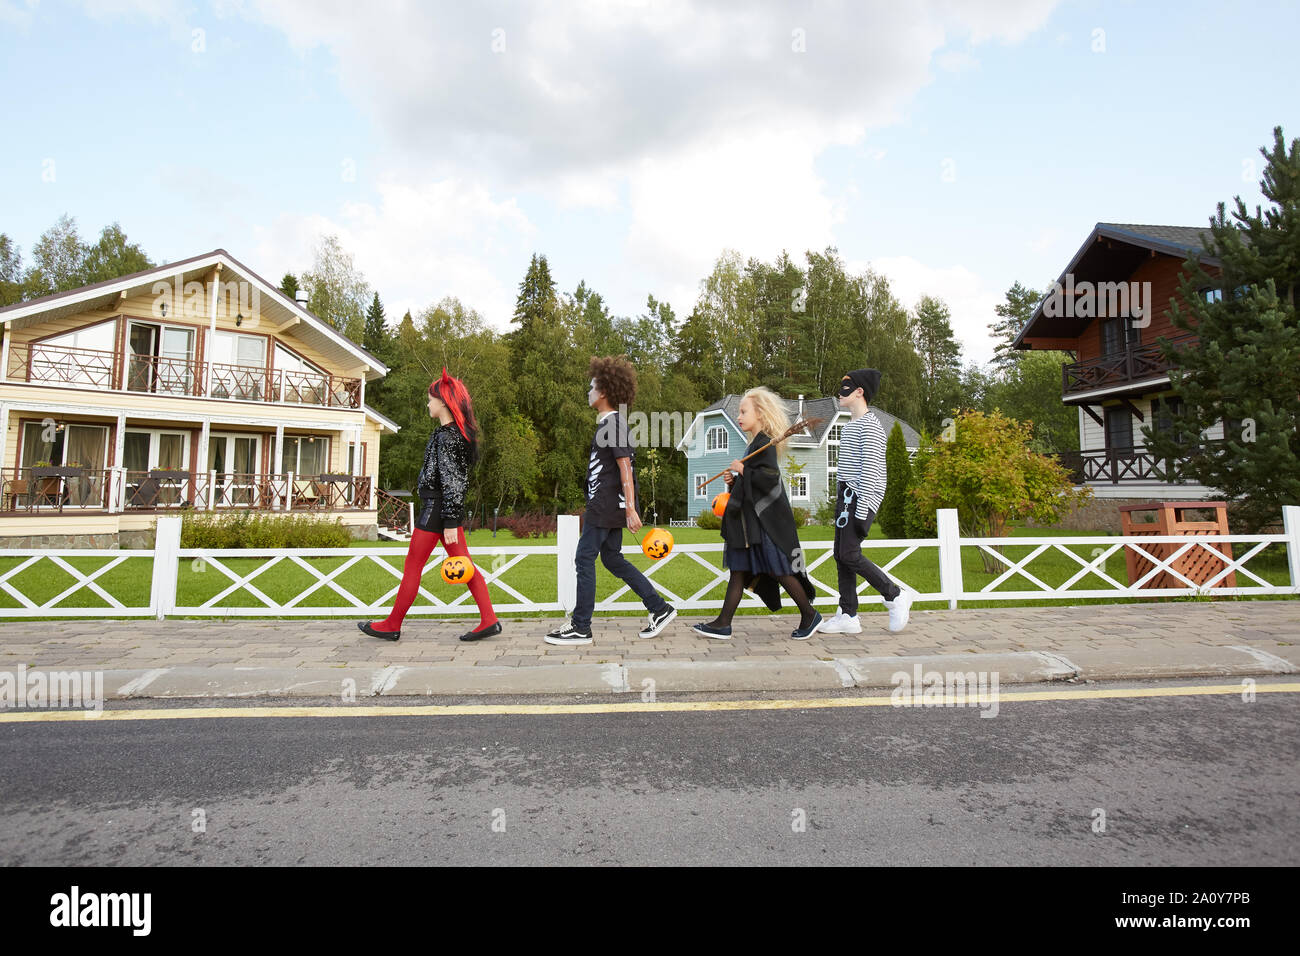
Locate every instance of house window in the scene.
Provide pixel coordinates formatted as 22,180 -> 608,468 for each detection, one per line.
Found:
275,343 -> 329,405
693,473 -> 708,499
28,321 -> 116,388
788,474 -> 809,500
1104,406 -> 1133,452
706,426 -> 728,452
21,421 -> 110,507
211,331 -> 268,401
281,435 -> 329,476
127,321 -> 196,396
828,423 -> 844,443
1100,317 -> 1139,356
1201,287 -> 1224,304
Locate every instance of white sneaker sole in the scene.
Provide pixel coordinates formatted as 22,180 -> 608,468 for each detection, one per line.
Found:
692,626 -> 732,640
819,620 -> 862,634
639,608 -> 678,639
544,634 -> 593,646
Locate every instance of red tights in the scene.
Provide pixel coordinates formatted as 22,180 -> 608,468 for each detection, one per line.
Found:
371,528 -> 497,632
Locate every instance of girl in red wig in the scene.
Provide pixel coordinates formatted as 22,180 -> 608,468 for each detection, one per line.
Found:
359,368 -> 500,642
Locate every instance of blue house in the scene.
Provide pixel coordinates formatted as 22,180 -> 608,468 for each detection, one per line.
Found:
677,394 -> 920,522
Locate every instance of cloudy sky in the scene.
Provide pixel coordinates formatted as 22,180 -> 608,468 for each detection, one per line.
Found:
1,0 -> 1293,364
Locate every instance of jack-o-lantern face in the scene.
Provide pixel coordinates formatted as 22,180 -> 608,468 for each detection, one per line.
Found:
642,528 -> 674,560
441,555 -> 476,585
711,492 -> 730,517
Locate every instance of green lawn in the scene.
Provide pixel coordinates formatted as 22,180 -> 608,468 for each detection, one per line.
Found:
0,523 -> 1292,621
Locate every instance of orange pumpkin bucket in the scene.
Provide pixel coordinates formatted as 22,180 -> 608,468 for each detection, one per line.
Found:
440,555 -> 476,585
641,528 -> 674,560
711,492 -> 730,517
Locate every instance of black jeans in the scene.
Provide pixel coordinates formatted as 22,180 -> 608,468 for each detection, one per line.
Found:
572,521 -> 668,631
832,481 -> 900,612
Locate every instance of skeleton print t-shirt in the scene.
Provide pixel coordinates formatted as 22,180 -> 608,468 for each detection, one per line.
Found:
585,410 -> 640,528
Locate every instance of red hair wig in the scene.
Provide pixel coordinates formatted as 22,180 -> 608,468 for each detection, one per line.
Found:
430,368 -> 481,465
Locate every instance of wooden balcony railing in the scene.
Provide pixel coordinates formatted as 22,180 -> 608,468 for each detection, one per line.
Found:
1055,444 -> 1215,485
1062,336 -> 1196,396
0,467 -> 374,514
5,342 -> 363,409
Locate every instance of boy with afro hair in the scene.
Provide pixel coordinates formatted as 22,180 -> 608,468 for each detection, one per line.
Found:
545,355 -> 677,645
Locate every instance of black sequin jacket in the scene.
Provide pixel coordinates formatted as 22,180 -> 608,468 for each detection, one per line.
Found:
416,423 -> 470,531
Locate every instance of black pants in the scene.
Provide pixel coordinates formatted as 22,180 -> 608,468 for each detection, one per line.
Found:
832,481 -> 900,613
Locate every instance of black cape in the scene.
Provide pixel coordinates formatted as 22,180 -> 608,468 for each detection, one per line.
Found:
719,430 -> 816,611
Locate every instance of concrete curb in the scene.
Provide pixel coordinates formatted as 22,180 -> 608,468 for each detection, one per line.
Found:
4,646 -> 1295,702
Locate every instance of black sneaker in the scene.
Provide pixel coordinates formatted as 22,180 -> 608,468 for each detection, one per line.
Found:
692,621 -> 732,640
544,622 -> 593,646
639,605 -> 678,639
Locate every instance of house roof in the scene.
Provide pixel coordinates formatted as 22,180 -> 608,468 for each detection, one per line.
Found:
0,249 -> 390,380
364,404 -> 401,433
679,394 -> 920,451
1014,222 -> 1220,348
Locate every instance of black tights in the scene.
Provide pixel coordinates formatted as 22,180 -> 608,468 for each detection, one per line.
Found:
710,571 -> 816,629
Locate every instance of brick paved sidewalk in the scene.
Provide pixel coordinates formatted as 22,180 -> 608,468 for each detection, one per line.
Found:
2,600 -> 1297,671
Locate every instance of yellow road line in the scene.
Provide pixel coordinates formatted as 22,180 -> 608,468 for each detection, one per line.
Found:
1,682 -> 1297,723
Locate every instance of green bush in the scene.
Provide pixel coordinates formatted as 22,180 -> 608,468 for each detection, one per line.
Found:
813,490 -> 837,527
878,421 -> 911,538
791,506 -> 810,526
694,509 -> 721,530
179,511 -> 354,548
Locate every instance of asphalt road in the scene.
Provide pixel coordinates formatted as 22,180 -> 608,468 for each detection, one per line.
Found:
2,680 -> 1297,865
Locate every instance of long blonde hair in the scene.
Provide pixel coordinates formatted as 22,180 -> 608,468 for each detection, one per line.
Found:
740,386 -> 791,443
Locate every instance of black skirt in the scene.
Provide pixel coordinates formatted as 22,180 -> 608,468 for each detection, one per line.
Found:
414,497 -> 442,533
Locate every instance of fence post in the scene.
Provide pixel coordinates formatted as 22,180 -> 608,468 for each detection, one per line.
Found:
151,515 -> 183,621
936,508 -> 961,610
1284,505 -> 1300,595
557,514 -> 579,613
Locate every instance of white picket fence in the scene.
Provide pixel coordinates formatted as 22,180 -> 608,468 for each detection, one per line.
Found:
1,508 -> 1297,619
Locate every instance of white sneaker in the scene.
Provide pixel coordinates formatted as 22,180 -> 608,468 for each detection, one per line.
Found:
819,610 -> 862,634
884,589 -> 913,633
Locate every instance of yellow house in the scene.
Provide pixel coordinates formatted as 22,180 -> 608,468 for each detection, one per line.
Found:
0,249 -> 399,547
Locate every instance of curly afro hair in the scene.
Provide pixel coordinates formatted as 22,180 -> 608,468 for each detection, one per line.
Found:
589,355 -> 637,408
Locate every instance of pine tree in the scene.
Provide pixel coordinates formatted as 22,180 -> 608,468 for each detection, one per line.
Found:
912,295 -> 963,433
364,292 -> 387,354
877,421 -> 911,539
280,273 -> 299,300
1142,126 -> 1300,531
988,281 -> 1041,376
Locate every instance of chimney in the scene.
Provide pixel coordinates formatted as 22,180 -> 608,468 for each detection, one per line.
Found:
797,394 -> 804,417
295,289 -> 309,307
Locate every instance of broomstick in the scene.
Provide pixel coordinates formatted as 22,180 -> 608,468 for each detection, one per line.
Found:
695,416 -> 827,495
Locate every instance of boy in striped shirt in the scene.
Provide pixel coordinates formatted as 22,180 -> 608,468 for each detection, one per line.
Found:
820,368 -> 912,633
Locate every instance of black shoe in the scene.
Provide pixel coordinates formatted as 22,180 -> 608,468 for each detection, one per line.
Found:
791,610 -> 823,641
358,621 -> 400,641
460,621 -> 502,642
639,605 -> 677,639
544,622 -> 593,645
692,621 -> 732,640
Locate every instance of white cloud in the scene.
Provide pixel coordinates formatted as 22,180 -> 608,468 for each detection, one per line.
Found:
252,177 -> 537,328
859,255 -> 1003,367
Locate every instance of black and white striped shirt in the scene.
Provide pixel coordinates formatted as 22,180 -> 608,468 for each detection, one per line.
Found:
838,412 -> 888,517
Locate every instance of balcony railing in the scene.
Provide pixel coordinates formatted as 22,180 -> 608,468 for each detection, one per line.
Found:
1055,443 -> 1218,485
0,467 -> 373,514
5,342 -> 363,408
1062,336 -> 1195,396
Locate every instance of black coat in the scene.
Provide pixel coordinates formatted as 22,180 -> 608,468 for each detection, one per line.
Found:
719,431 -> 816,611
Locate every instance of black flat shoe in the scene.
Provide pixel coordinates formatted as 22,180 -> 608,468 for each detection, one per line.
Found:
459,621 -> 502,642
358,621 -> 400,641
